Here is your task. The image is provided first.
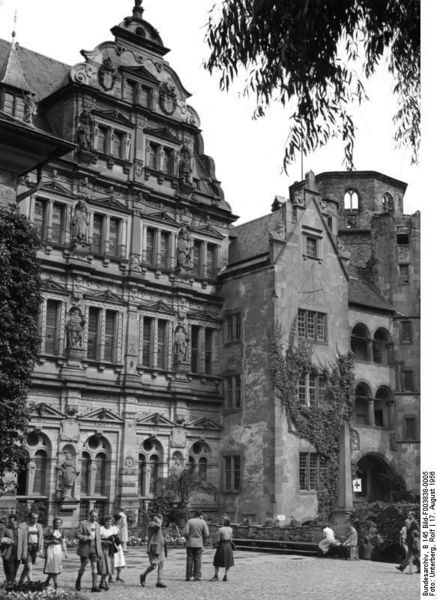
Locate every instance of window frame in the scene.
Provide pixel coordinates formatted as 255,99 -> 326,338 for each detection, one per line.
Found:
299,452 -> 319,491
223,454 -> 242,493
297,309 -> 327,342
225,313 -> 242,343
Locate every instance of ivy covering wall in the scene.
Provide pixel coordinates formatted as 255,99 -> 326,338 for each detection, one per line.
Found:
271,322 -> 355,519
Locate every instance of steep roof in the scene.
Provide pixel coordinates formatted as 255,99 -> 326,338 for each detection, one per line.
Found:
229,210 -> 284,264
0,39 -> 70,100
349,275 -> 394,312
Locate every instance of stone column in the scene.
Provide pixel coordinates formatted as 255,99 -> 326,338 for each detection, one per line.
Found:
118,411 -> 140,515
332,422 -> 353,536
367,399 -> 375,426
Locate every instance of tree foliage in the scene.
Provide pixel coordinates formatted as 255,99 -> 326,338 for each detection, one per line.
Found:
205,0 -> 420,169
0,204 -> 41,491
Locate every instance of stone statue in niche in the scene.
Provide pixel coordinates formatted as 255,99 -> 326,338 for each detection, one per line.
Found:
176,225 -> 193,274
179,145 -> 192,183
174,325 -> 189,363
77,108 -> 94,151
58,451 -> 79,499
66,306 -> 85,348
23,92 -> 37,125
71,200 -> 89,242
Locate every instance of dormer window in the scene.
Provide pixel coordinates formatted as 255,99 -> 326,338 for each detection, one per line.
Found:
344,189 -> 359,211
3,91 -> 25,119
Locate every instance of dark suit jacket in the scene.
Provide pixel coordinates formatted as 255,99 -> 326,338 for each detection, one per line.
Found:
183,517 -> 209,548
76,520 -> 102,557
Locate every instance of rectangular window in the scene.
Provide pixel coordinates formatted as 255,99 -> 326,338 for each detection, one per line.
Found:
142,317 -> 152,367
144,228 -> 157,265
306,236 -> 318,258
298,373 -> 326,406
298,309 -> 327,342
87,308 -> 100,360
108,218 -> 120,257
402,369 -> 415,392
404,417 -> 417,441
140,85 -> 151,108
112,131 -> 124,159
399,264 -> 410,284
148,143 -> 158,169
224,455 -> 241,492
52,203 -> 66,244
160,231 -> 170,269
156,319 -> 167,369
3,92 -> 15,115
193,240 -> 202,278
104,311 -> 117,362
92,214 -> 104,253
225,313 -> 241,342
206,244 -> 217,279
124,80 -> 136,103
45,300 -> 61,355
97,127 -> 107,154
191,326 -> 200,373
298,374 -> 306,406
163,148 -> 173,174
34,199 -> 48,240
225,375 -> 241,409
299,452 -> 319,491
400,321 -> 413,343
397,233 -> 410,245
204,328 -> 214,374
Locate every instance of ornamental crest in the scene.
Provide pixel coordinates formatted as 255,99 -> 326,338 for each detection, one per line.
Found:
159,82 -> 177,115
98,57 -> 117,91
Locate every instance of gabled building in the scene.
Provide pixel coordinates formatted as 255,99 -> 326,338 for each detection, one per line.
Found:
0,4 -> 419,526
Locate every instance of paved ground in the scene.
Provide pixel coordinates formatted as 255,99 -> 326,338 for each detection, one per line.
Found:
2,547 -> 420,600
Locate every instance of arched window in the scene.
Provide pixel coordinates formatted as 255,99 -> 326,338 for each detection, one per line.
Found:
351,324 -> 371,361
199,457 -> 208,481
33,450 -> 47,496
344,189 -> 359,211
373,328 -> 392,365
94,453 -> 107,496
81,452 -> 91,496
149,454 -> 159,495
382,192 -> 394,213
138,454 -> 146,496
374,386 -> 392,428
354,383 -> 371,425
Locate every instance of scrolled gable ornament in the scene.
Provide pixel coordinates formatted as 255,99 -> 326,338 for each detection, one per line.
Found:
98,57 -> 117,91
159,82 -> 177,115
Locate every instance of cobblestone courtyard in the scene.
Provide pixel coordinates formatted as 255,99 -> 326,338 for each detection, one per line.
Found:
2,547 -> 420,600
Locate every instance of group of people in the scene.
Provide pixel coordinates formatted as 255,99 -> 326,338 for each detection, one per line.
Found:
318,521 -> 359,559
396,511 -> 420,574
1,509 -> 235,591
0,509 -> 129,591
139,510 -> 234,588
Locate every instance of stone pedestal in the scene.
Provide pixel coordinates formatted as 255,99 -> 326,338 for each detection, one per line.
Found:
57,499 -> 80,528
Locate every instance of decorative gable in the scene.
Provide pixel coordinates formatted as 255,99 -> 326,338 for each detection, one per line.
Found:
41,277 -> 69,294
145,126 -> 181,145
137,412 -> 176,427
120,65 -> 160,86
89,194 -> 130,213
30,403 -> 66,419
38,180 -> 72,197
80,407 -> 124,423
190,223 -> 225,240
138,299 -> 174,314
186,417 -> 222,431
93,109 -> 133,127
187,310 -> 221,323
142,211 -> 179,226
84,288 -> 125,305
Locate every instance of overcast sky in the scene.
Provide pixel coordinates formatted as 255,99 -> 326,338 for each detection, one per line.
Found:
0,0 -> 425,224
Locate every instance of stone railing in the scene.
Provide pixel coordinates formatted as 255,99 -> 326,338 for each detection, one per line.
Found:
207,524 -> 323,544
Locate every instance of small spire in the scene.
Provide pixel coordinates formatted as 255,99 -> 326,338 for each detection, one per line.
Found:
132,0 -> 144,19
11,11 -> 17,45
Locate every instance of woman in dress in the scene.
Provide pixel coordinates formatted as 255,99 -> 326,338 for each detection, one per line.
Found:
210,518 -> 234,582
113,514 -> 126,582
99,516 -> 120,590
44,518 -> 68,589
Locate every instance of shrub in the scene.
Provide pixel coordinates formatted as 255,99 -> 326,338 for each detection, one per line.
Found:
351,500 -> 420,562
0,586 -> 87,600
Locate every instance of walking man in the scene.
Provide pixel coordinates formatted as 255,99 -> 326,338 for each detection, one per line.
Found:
183,510 -> 209,581
139,514 -> 167,588
396,511 -> 420,573
75,509 -> 103,592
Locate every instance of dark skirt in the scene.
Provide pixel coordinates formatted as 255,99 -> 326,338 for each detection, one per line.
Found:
213,540 -> 234,568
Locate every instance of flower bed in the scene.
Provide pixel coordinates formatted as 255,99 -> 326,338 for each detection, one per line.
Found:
0,587 -> 87,600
